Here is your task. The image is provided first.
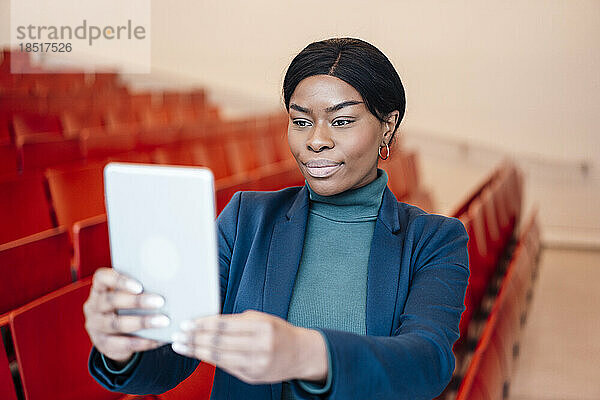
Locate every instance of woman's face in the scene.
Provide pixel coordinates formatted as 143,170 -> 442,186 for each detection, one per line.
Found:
287,74 -> 397,196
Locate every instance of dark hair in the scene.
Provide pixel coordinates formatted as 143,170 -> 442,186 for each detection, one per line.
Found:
282,37 -> 406,142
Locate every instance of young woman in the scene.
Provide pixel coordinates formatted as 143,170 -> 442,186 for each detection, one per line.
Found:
85,37 -> 470,400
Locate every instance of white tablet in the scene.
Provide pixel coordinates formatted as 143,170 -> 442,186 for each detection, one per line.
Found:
104,162 -> 221,343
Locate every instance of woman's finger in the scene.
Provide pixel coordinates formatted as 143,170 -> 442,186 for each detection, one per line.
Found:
86,312 -> 170,334
95,332 -> 163,354
171,342 -> 258,369
92,332 -> 164,362
95,291 -> 165,313
172,330 -> 269,353
180,314 -> 266,336
91,268 -> 143,295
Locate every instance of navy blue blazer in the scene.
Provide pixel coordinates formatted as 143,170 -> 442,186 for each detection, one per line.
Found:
90,184 -> 470,400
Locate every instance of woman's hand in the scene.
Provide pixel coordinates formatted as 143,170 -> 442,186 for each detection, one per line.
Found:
170,310 -> 328,385
83,268 -> 169,365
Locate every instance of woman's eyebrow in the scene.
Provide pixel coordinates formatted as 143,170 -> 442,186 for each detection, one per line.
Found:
289,100 -> 364,114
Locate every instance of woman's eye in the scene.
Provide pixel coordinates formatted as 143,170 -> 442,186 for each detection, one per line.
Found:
293,120 -> 311,127
332,119 -> 354,127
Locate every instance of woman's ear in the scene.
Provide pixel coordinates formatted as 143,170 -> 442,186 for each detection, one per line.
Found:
382,110 -> 400,144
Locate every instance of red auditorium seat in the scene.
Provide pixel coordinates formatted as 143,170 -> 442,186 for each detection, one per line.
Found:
92,72 -> 119,89
0,174 -> 54,244
18,136 -> 83,171
108,151 -> 153,164
0,227 -> 72,316
481,187 -> 503,259
202,136 -> 233,180
253,132 -> 279,167
455,351 -> 482,400
491,176 -> 513,241
104,109 -> 141,132
465,198 -> 494,307
152,142 -> 207,166
215,175 -> 256,214
80,128 -> 137,160
130,93 -> 153,111
60,110 -> 104,137
73,214 -> 111,279
0,113 -> 11,143
382,155 -> 410,199
0,143 -> 18,176
269,132 -> 293,164
492,283 -> 522,384
9,279 -> 157,400
0,326 -> 18,400
190,89 -> 206,109
457,313 -> 504,400
226,134 -> 261,175
45,163 -> 106,232
136,126 -> 180,151
11,112 -> 62,140
139,107 -> 172,128
157,363 -> 215,400
403,152 -> 419,196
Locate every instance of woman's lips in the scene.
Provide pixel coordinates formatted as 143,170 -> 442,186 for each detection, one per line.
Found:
304,162 -> 343,178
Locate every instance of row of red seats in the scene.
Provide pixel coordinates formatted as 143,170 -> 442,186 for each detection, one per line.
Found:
453,162 -> 524,349
0,116 -> 292,242
0,112 -> 292,178
455,210 -> 541,400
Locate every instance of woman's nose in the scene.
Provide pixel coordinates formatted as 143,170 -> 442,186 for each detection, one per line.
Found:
306,124 -> 334,152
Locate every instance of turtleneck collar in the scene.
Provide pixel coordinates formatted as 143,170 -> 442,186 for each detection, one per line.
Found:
305,168 -> 389,223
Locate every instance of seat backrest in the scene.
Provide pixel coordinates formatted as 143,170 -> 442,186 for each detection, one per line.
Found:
0,143 -> 18,176
403,151 -> 419,195
80,129 -> 137,160
0,174 -> 54,245
202,136 -> 232,180
0,227 -> 72,316
12,112 -> 62,140
0,324 -> 18,400
215,175 -> 256,215
381,155 -> 409,200
10,278 -> 122,400
157,363 -> 215,400
45,163 -> 106,231
73,214 -> 111,279
18,137 -> 83,172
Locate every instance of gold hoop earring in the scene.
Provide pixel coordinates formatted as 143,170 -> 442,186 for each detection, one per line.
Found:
378,142 -> 390,160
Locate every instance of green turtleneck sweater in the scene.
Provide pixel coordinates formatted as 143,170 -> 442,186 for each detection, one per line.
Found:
282,169 -> 389,399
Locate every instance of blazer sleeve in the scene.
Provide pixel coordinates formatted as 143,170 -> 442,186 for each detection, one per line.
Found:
291,215 -> 469,400
88,191 -> 242,394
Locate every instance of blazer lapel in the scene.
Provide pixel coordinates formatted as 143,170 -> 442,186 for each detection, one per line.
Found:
366,187 -> 404,336
263,185 -> 309,320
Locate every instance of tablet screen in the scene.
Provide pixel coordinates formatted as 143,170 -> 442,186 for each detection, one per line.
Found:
104,162 -> 220,343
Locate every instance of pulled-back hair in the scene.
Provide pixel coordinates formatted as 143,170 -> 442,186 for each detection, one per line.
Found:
283,37 -> 406,142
